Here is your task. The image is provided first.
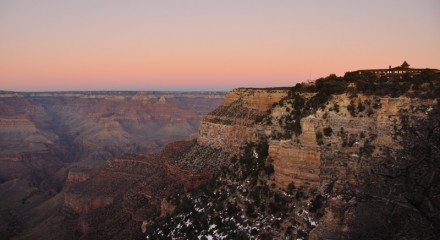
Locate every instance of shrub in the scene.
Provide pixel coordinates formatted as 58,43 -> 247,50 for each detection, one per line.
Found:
358,102 -> 365,112
287,182 -> 295,193
333,103 -> 340,112
361,140 -> 375,156
293,118 -> 302,135
295,190 -> 304,200
227,202 -> 239,215
269,200 -> 284,214
347,101 -> 356,117
294,95 -> 306,111
255,115 -> 265,123
316,131 -> 323,139
309,194 -> 324,213
323,127 -> 333,136
264,164 -> 274,175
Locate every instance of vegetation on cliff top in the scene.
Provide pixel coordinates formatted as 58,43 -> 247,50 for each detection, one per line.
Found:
270,69 -> 439,138
293,69 -> 439,98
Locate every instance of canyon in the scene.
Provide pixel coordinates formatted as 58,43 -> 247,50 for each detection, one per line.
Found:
142,73 -> 439,239
1,70 -> 439,239
0,91 -> 224,239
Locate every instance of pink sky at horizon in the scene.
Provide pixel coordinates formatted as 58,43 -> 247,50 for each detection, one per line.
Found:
1,0 -> 439,91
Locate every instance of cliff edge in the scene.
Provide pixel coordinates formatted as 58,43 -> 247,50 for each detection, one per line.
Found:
145,71 -> 440,239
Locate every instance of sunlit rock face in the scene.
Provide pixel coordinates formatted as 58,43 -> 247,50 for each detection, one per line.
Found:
268,93 -> 436,191
197,88 -> 289,154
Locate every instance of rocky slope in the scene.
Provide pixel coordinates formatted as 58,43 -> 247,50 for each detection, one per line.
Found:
197,88 -> 288,154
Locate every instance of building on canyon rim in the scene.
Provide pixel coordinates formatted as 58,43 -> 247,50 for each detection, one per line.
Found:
354,61 -> 440,77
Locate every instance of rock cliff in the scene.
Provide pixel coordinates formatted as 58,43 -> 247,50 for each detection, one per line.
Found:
198,88 -> 289,154
3,71 -> 439,239
268,94 -> 436,191
144,71 -> 440,240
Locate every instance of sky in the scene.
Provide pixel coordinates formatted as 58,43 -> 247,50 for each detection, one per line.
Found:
1,0 -> 439,91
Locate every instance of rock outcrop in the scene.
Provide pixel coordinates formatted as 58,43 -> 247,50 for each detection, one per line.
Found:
198,88 -> 289,154
63,193 -> 113,214
266,93 -> 437,191
160,199 -> 177,217
65,168 -> 92,185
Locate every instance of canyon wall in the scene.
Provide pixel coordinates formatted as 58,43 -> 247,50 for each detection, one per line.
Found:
0,91 -> 224,239
268,93 -> 436,190
197,88 -> 289,154
142,82 -> 440,239
60,142 -> 188,238
0,91 -> 224,180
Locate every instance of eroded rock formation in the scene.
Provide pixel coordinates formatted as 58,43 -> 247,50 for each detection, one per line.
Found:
198,88 -> 289,154
268,93 -> 436,191
0,91 -> 224,239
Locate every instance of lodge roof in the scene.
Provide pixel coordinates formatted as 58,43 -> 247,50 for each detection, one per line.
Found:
401,61 -> 410,68
355,61 -> 439,74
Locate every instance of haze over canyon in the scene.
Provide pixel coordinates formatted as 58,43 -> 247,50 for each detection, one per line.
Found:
0,91 -> 224,239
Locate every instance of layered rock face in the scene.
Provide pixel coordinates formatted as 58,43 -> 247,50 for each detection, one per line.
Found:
142,88 -> 436,226
269,93 -> 436,190
140,74 -> 440,239
163,88 -> 289,183
270,140 -> 321,188
198,88 -> 289,154
269,115 -> 321,188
